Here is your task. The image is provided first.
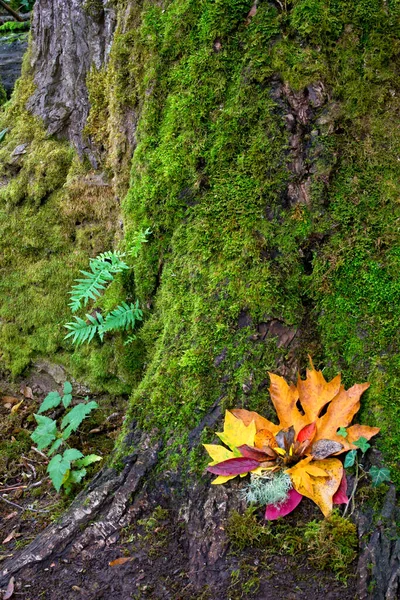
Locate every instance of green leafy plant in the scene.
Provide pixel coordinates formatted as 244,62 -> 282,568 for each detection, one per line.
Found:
30,382 -> 101,492
64,228 -> 150,345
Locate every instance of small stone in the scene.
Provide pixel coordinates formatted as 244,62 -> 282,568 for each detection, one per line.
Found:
11,143 -> 28,157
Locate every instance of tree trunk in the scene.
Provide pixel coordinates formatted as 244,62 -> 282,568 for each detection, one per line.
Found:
1,0 -> 400,598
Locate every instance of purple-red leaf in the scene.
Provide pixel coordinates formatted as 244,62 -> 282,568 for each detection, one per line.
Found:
333,473 -> 349,505
265,488 -> 303,520
207,457 -> 260,476
237,444 -> 272,461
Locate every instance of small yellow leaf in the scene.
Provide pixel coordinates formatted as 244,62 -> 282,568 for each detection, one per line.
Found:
109,557 -> 134,566
274,447 -> 286,456
11,400 -> 23,414
216,411 -> 256,451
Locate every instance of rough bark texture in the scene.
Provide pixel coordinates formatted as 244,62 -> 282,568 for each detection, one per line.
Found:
27,0 -> 116,160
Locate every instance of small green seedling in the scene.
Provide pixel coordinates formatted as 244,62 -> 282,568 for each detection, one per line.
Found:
30,382 -> 101,492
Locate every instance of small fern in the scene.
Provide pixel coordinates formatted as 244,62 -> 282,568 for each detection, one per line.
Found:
100,301 -> 143,334
64,312 -> 104,345
68,252 -> 129,313
64,229 -> 151,345
126,227 -> 151,258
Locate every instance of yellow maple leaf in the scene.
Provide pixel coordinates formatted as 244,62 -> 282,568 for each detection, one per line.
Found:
216,410 -> 256,450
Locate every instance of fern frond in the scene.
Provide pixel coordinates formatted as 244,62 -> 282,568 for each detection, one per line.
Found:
68,251 -> 129,313
126,228 -> 151,258
99,301 -> 143,334
124,334 -> 137,346
64,312 -> 104,345
90,251 -> 129,274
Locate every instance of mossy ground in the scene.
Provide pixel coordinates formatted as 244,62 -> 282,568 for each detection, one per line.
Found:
227,506 -> 357,584
0,0 -> 400,490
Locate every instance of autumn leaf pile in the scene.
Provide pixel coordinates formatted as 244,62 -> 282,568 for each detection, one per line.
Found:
204,362 -> 379,518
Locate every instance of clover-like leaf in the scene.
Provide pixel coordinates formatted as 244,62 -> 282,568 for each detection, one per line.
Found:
369,466 -> 391,487
353,437 -> 371,454
337,427 -> 348,438
344,450 -> 357,468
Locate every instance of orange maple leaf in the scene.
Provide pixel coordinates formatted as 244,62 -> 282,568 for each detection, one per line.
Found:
233,359 -> 379,454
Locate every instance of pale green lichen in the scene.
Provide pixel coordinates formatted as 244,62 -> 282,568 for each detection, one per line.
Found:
242,472 -> 293,507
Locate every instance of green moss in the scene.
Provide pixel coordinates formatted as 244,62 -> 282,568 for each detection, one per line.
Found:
102,0 -> 400,483
305,511 -> 358,583
0,73 -> 122,386
227,508 -> 357,583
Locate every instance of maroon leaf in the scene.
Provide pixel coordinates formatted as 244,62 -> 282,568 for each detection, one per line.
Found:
238,444 -> 272,461
265,489 -> 303,520
333,473 -> 349,505
297,422 -> 317,443
207,457 -> 260,476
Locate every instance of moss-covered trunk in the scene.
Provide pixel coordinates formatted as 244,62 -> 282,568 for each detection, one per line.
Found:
0,0 -> 400,597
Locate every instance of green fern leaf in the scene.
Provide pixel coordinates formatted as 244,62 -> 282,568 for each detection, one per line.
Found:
68,251 -> 129,312
126,228 -> 151,258
64,312 -> 104,345
100,301 -> 143,334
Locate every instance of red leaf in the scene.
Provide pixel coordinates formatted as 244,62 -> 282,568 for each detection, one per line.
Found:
265,488 -> 303,520
237,444 -> 272,461
207,457 -> 260,476
333,473 -> 349,505
297,422 -> 317,443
